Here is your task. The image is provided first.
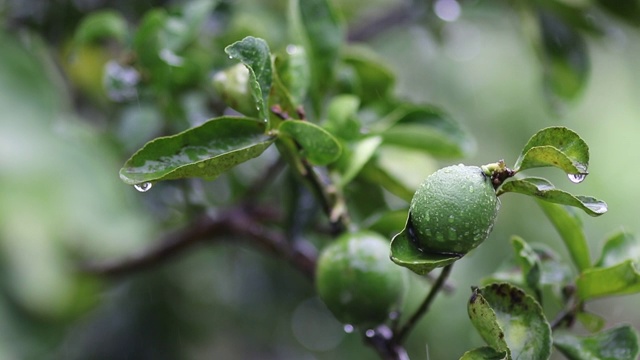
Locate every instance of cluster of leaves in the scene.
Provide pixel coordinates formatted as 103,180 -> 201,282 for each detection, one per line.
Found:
65,0 -> 640,358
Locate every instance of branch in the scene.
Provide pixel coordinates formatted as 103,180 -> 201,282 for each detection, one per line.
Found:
80,206 -> 317,280
395,265 -> 454,344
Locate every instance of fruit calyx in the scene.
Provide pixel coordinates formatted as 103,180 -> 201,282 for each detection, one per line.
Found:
481,159 -> 515,190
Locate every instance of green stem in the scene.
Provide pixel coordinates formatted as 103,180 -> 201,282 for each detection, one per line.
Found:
395,264 -> 453,344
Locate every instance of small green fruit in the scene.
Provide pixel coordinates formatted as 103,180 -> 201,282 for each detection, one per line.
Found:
316,231 -> 405,326
409,164 -> 499,255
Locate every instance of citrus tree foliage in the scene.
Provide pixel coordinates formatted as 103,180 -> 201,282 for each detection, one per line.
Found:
3,0 -> 640,359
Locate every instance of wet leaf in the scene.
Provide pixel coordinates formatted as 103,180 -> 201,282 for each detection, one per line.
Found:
468,283 -> 552,360
596,232 -> 640,268
497,177 -> 607,216
74,10 -> 128,45
537,200 -> 591,272
538,11 -> 589,109
554,325 -> 640,360
514,127 -> 589,175
225,36 -> 273,122
377,104 -> 475,158
576,260 -> 640,300
390,217 -> 462,275
278,120 -> 342,165
119,116 -> 275,185
459,347 -> 508,360
291,0 -> 344,113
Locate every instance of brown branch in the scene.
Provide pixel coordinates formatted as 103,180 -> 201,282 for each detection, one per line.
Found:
80,206 -> 316,280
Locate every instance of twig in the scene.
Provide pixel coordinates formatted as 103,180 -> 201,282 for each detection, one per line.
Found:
363,325 -> 409,360
395,265 -> 454,344
80,206 -> 317,280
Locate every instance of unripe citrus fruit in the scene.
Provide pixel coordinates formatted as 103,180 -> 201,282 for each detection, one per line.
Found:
316,231 -> 405,326
409,164 -> 499,255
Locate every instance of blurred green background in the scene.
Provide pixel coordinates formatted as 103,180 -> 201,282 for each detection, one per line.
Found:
0,0 -> 638,359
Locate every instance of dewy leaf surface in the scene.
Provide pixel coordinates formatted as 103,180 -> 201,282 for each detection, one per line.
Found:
277,120 -> 341,165
470,283 -> 552,360
514,127 -> 589,174
225,36 -> 273,122
467,287 -> 510,355
554,325 -> 640,360
497,177 -> 607,216
120,116 -> 275,185
576,260 -> 640,300
537,200 -> 591,272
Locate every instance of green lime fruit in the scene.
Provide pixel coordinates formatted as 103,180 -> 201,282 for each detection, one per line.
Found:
316,231 -> 406,326
408,164 -> 499,255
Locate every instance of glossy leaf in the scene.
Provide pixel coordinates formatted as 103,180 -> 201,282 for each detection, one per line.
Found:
74,10 -> 128,45
225,36 -> 273,122
278,120 -> 342,165
120,116 -> 275,185
514,127 -> 589,175
459,347 -> 507,360
554,325 -> 640,360
538,11 -> 589,108
576,260 -> 640,300
390,217 -> 462,275
596,232 -> 640,268
291,0 -> 344,113
468,283 -> 552,360
497,177 -> 607,216
537,201 -> 591,272
377,104 -> 475,158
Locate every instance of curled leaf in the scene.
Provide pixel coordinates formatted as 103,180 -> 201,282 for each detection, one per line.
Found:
514,127 -> 589,175
497,177 -> 607,216
554,325 -> 640,360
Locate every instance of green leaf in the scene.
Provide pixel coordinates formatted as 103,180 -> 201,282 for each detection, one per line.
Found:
537,201 -> 591,272
511,236 -> 542,293
324,94 -> 361,141
595,0 -> 640,27
576,311 -> 606,333
336,136 -> 382,187
468,283 -> 552,360
365,209 -> 408,239
538,11 -> 589,109
376,104 -> 475,158
74,10 -> 128,45
338,46 -> 395,104
514,127 -> 589,175
278,120 -> 342,165
596,232 -> 640,268
274,44 -> 310,106
459,346 -> 508,360
390,216 -> 462,275
290,0 -> 344,114
576,260 -> 640,300
225,36 -> 273,123
119,116 -> 275,185
554,325 -> 640,360
497,177 -> 607,216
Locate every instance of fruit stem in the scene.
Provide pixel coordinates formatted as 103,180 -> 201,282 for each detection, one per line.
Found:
481,159 -> 515,190
394,264 -> 454,344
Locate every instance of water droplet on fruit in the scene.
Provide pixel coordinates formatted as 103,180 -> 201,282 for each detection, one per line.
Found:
468,185 -> 474,193
436,232 -> 444,242
343,324 -> 354,333
448,228 -> 457,241
424,229 -> 432,237
134,182 -> 152,192
365,329 -> 375,338
448,215 -> 455,223
425,212 -> 430,221
568,173 -> 587,184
